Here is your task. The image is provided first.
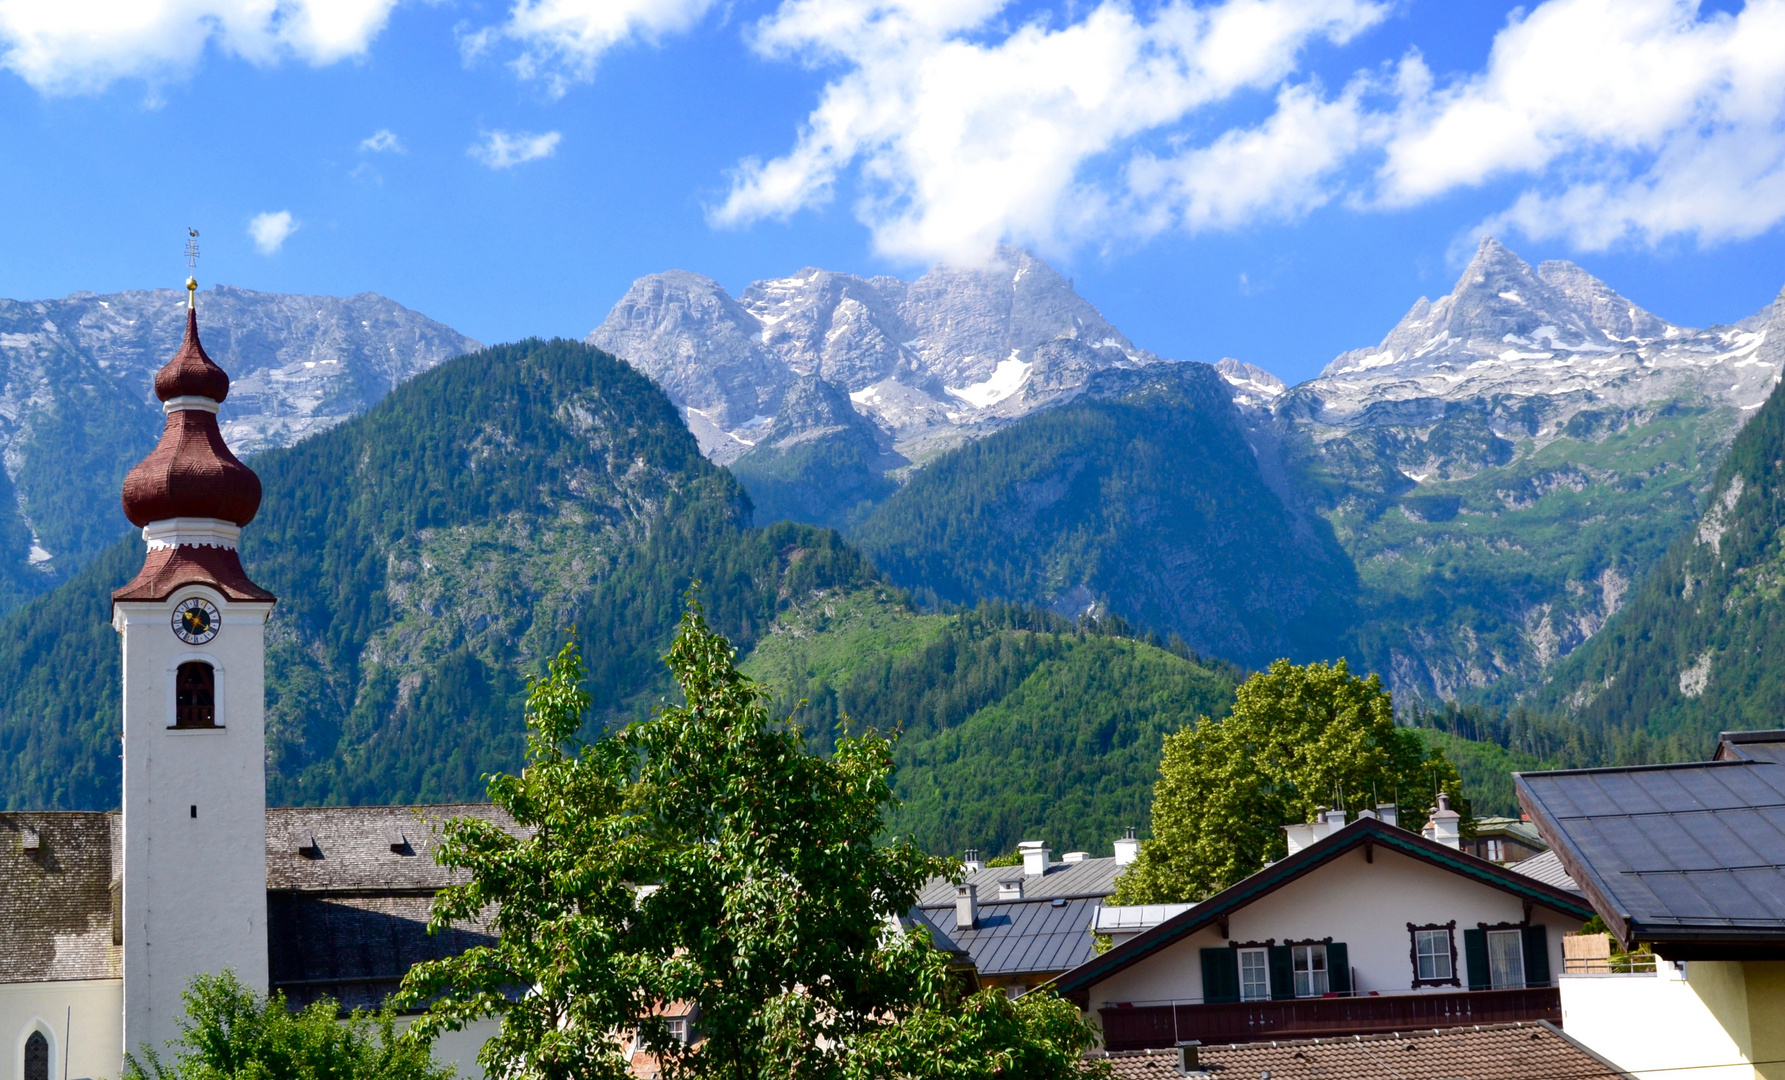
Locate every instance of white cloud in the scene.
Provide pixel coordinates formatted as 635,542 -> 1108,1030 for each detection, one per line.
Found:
717,0 -> 1785,262
248,210 -> 298,255
1383,0 -> 1785,250
469,129 -> 563,169
360,129 -> 404,153
484,0 -> 718,93
0,0 -> 399,95
711,0 -> 1391,263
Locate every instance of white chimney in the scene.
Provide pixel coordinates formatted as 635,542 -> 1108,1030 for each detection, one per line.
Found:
998,877 -> 1024,900
1062,851 -> 1089,863
1426,792 -> 1461,850
1019,840 -> 1050,877
1283,822 -> 1317,855
963,848 -> 983,874
956,883 -> 978,929
1114,826 -> 1140,866
1377,803 -> 1398,828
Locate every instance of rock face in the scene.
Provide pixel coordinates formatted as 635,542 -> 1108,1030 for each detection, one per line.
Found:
587,246 -> 1155,465
0,285 -> 478,608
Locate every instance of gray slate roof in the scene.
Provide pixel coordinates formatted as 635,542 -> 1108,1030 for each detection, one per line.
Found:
917,896 -> 1106,977
914,856 -> 1121,906
1515,731 -> 1785,951
267,804 -> 516,893
0,812 -> 120,982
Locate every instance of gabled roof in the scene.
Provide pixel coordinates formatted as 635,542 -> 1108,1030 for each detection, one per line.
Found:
1515,730 -> 1785,955
1094,1021 -> 1630,1079
0,812 -> 120,983
915,896 -> 1105,976
914,856 -> 1120,906
1051,816 -> 1593,996
267,804 -> 517,892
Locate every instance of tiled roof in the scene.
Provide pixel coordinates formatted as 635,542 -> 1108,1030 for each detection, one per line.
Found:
0,812 -> 120,982
915,857 -> 1122,906
267,804 -> 517,892
1093,1021 -> 1629,1079
1515,731 -> 1785,949
1473,815 -> 1547,848
1508,849 -> 1580,893
916,896 -> 1104,977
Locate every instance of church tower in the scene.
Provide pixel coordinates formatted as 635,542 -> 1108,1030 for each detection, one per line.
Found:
113,277 -> 276,1056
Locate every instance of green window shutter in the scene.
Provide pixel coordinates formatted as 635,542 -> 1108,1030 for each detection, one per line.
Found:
1268,945 -> 1295,1000
1201,947 -> 1239,1004
1522,924 -> 1551,987
1327,942 -> 1350,994
1463,928 -> 1490,991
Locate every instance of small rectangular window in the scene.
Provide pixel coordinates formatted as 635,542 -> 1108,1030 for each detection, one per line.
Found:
1488,929 -> 1526,989
1238,947 -> 1270,1002
1292,944 -> 1329,997
175,662 -> 217,728
1484,838 -> 1505,861
1416,929 -> 1453,981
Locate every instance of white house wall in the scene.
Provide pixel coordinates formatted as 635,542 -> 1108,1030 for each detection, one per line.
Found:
1086,846 -> 1580,1011
0,980 -> 122,1080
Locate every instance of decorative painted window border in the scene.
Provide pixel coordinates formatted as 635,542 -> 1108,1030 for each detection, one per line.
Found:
1407,920 -> 1460,988
1226,939 -> 1274,949
1281,937 -> 1333,947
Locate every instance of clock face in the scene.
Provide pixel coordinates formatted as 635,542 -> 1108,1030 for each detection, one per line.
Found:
172,598 -> 221,644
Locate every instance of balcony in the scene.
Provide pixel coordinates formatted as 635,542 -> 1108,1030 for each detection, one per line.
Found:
1099,986 -> 1563,1049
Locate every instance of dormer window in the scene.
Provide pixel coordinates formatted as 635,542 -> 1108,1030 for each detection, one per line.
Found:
175,661 -> 216,728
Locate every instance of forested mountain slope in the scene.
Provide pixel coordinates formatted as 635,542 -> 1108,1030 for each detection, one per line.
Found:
0,339 -> 876,810
1530,360 -> 1785,754
0,286 -> 476,611
739,590 -> 1238,857
848,362 -> 1355,668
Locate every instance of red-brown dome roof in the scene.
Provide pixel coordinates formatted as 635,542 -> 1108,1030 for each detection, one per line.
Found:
154,308 -> 230,403
120,308 -> 262,527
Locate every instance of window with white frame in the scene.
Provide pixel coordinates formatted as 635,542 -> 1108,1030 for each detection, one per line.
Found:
665,1016 -> 688,1044
1292,944 -> 1329,997
1487,929 -> 1526,989
1483,837 -> 1505,861
1415,929 -> 1453,981
1238,947 -> 1270,1001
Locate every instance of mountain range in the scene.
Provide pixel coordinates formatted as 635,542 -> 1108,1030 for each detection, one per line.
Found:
0,286 -> 478,610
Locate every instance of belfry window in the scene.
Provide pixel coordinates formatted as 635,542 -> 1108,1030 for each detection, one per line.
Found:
25,1029 -> 48,1080
175,662 -> 216,728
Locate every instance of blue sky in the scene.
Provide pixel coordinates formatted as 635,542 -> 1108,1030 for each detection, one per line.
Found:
0,0 -> 1780,386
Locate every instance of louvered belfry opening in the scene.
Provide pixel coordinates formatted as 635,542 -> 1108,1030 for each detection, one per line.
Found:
24,1030 -> 47,1080
175,661 -> 217,728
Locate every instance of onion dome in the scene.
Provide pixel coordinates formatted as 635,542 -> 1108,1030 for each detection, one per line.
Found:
120,307 -> 262,527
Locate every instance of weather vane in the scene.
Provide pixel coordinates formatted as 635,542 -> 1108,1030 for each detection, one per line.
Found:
184,228 -> 200,309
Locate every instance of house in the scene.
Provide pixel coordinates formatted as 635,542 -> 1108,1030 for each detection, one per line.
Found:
1049,806 -> 1593,1048
1463,815 -> 1549,865
1516,730 -> 1785,1080
0,293 -> 501,1080
909,837 -> 1136,995
1091,1020 -> 1631,1079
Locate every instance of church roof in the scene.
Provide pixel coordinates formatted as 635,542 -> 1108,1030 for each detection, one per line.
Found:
0,804 -> 518,994
0,811 -> 121,983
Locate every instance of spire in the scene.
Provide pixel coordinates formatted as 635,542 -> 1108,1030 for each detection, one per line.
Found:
153,303 -> 231,404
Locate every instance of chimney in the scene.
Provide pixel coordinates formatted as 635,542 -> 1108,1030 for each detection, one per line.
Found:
1283,821 -> 1317,855
956,883 -> 978,930
1062,851 -> 1089,863
1018,840 -> 1050,877
383,824 -> 411,854
998,877 -> 1024,900
1377,803 -> 1398,828
1114,826 -> 1140,866
1177,1041 -> 1203,1074
1425,792 -> 1461,850
963,848 -> 983,873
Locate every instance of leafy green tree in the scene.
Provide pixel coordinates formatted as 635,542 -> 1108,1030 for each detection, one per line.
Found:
1113,659 -> 1468,904
123,971 -> 449,1080
397,601 -> 1099,1080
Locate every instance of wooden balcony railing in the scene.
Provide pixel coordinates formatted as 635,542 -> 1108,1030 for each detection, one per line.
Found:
1099,986 -> 1562,1049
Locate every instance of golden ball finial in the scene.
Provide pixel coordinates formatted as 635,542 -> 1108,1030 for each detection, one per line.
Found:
186,276 -> 197,292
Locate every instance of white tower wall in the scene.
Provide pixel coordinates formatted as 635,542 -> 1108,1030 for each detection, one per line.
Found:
115,585 -> 272,1058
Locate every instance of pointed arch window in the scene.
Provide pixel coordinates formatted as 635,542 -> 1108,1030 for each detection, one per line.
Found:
175,662 -> 217,728
25,1029 -> 48,1080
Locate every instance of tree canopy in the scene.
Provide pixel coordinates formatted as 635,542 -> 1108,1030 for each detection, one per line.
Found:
1113,659 -> 1468,904
398,599 -> 1101,1080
